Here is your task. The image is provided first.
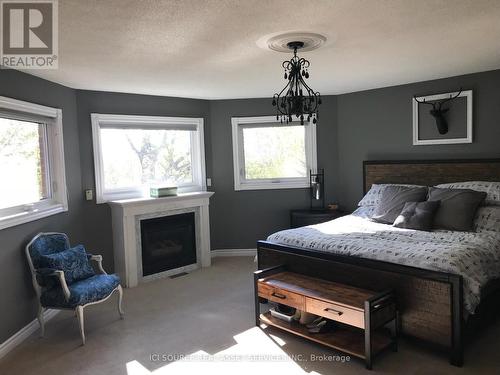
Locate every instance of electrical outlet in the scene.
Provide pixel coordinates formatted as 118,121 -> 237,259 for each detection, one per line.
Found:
207,178 -> 212,187
85,189 -> 93,201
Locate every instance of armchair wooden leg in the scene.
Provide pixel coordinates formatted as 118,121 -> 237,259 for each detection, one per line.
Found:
37,305 -> 45,337
117,285 -> 124,319
76,306 -> 85,345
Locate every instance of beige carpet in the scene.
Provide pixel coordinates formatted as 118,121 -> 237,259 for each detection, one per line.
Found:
1,256 -> 499,374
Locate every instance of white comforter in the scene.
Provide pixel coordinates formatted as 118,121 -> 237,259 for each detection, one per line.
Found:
267,215 -> 500,313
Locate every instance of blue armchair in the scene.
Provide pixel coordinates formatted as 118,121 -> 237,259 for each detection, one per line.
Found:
25,232 -> 124,344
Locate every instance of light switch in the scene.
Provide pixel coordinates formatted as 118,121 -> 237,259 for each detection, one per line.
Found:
85,189 -> 93,201
207,178 -> 212,187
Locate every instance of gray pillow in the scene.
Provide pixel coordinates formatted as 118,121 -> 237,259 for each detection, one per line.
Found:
428,187 -> 487,231
393,201 -> 440,231
372,186 -> 428,224
358,183 -> 424,207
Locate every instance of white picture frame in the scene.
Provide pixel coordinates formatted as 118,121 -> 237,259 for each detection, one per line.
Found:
412,90 -> 472,145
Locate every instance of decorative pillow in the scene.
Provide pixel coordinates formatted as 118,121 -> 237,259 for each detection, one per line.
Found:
358,184 -> 424,207
474,206 -> 500,233
39,245 -> 95,285
436,181 -> 500,206
371,185 -> 428,224
352,205 -> 376,219
393,201 -> 440,231
428,187 -> 487,231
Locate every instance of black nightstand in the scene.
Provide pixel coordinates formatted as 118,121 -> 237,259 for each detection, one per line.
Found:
290,208 -> 348,228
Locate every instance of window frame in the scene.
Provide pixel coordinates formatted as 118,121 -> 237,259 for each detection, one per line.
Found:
0,96 -> 68,230
231,115 -> 317,191
91,114 -> 206,203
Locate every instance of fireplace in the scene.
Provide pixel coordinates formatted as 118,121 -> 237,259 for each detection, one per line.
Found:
140,212 -> 197,276
109,192 -> 213,287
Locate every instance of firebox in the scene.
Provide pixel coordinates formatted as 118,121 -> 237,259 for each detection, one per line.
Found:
140,212 -> 196,276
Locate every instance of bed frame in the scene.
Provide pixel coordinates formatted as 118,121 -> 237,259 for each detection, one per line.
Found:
257,158 -> 500,366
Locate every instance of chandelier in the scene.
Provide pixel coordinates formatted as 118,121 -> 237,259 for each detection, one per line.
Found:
272,41 -> 321,125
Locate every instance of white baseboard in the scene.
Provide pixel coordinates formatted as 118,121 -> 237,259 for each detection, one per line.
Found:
211,248 -> 256,257
0,309 -> 59,361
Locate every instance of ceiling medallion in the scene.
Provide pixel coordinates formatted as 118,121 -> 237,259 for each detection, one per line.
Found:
272,41 -> 321,125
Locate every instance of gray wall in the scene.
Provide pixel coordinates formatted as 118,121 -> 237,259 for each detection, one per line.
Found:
0,70 -> 84,343
337,69 -> 500,210
209,96 -> 339,249
75,90 -> 211,270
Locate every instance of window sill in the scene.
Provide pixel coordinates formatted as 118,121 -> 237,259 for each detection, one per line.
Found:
235,182 -> 310,191
0,203 -> 67,231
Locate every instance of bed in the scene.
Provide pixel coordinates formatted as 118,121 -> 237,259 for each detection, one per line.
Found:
257,159 -> 500,366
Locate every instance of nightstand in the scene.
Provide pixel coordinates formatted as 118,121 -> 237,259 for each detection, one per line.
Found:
290,208 -> 348,228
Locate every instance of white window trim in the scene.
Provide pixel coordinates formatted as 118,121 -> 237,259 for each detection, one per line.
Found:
0,96 -> 68,231
231,115 -> 317,191
91,114 -> 206,203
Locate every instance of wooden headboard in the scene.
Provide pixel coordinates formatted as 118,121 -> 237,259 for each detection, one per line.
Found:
363,159 -> 500,193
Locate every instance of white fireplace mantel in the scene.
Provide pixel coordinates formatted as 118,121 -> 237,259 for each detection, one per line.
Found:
108,192 -> 214,287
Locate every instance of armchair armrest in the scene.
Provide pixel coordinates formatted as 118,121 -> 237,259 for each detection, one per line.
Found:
36,268 -> 71,301
87,254 -> 107,275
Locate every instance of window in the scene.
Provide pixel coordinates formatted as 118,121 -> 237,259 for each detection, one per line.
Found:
0,96 -> 67,230
232,116 -> 317,190
91,114 -> 206,203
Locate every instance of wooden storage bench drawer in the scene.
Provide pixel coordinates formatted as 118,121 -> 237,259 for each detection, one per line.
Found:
258,282 -> 305,310
306,297 -> 364,329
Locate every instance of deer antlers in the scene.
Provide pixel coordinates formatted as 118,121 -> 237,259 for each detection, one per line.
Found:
414,88 -> 463,110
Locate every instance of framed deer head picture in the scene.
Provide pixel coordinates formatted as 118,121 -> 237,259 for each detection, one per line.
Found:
412,89 -> 472,145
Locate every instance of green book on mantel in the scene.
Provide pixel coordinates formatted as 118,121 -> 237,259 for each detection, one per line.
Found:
150,186 -> 178,198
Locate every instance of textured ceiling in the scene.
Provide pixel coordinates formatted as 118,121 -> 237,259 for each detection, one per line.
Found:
24,0 -> 500,99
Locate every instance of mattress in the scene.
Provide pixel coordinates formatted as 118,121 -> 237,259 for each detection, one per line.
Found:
267,214 -> 500,314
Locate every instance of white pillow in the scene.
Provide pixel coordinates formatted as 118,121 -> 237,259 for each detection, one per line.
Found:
474,206 -> 500,233
358,184 -> 425,207
436,181 -> 500,206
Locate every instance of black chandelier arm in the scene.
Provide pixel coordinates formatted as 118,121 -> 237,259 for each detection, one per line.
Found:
273,76 -> 321,116
274,79 -> 292,102
280,80 -> 319,101
294,74 -> 317,97
298,58 -> 309,68
282,60 -> 292,70
282,57 -> 310,71
273,85 -> 294,116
